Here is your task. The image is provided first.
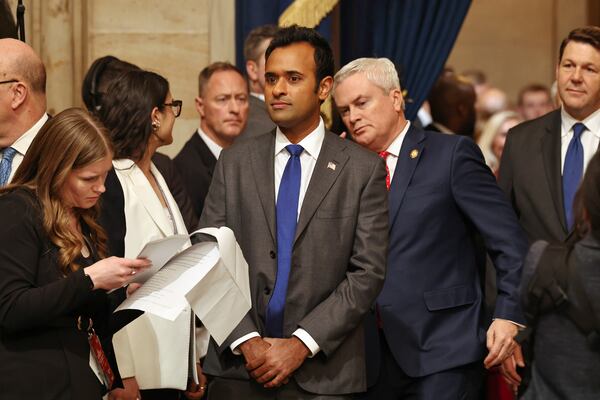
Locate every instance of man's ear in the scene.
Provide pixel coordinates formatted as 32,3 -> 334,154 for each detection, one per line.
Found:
195,96 -> 205,118
318,76 -> 333,101
246,60 -> 259,82
390,89 -> 404,112
10,82 -> 28,110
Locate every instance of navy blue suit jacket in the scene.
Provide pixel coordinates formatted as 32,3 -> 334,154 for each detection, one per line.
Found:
367,125 -> 527,380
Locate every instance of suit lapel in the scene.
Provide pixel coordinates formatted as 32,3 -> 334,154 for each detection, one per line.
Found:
540,111 -> 568,234
113,159 -> 173,237
389,126 -> 426,229
250,132 -> 277,244
192,133 -> 218,176
294,132 -> 349,244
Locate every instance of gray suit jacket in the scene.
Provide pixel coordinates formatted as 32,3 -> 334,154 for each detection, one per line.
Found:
242,95 -> 276,138
499,110 -> 571,243
197,130 -> 388,395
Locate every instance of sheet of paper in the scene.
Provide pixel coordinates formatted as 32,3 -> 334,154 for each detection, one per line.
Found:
186,227 -> 252,345
115,242 -> 220,321
115,227 -> 251,346
130,234 -> 190,284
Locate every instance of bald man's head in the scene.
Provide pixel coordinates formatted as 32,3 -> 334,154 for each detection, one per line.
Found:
0,38 -> 46,94
0,39 -> 47,147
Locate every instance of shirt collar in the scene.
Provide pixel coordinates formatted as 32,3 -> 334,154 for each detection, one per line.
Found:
251,92 -> 265,102
561,107 -> 600,139
197,127 -> 223,159
11,113 -> 48,155
431,122 -> 454,135
274,117 -> 325,160
386,121 -> 411,157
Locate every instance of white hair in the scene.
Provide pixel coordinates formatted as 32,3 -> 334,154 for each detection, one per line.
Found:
333,57 -> 401,94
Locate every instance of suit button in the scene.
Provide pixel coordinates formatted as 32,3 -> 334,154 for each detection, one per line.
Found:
269,250 -> 276,259
264,287 -> 271,295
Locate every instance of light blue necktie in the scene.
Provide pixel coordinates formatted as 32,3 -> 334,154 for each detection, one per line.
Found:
563,122 -> 586,230
265,144 -> 303,338
0,147 -> 17,187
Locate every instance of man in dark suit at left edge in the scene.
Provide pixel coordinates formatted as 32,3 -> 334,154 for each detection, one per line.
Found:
0,38 -> 49,187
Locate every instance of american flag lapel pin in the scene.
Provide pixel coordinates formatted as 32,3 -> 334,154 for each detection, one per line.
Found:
327,161 -> 336,171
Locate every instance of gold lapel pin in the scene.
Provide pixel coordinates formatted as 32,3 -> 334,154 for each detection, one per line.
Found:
410,149 -> 419,159
327,161 -> 336,171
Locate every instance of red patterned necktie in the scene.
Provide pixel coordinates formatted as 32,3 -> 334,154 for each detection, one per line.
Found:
378,151 -> 391,190
375,150 -> 390,329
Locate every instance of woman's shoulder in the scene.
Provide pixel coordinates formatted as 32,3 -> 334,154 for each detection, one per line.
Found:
0,187 -> 41,216
0,187 -> 44,237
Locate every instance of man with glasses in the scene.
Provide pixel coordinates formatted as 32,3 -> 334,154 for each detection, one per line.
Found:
175,62 -> 249,217
0,38 -> 48,187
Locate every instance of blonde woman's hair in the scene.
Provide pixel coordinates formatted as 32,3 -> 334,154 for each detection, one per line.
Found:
477,110 -> 520,172
333,57 -> 401,94
2,108 -> 112,274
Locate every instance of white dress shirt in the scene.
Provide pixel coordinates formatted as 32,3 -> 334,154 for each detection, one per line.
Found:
230,118 -> 326,357
384,121 -> 410,182
3,113 -> 48,183
251,92 -> 265,102
197,127 -> 223,159
560,107 -> 600,174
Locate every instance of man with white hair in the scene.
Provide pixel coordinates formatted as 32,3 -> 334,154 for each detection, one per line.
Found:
0,38 -> 48,186
333,58 -> 527,399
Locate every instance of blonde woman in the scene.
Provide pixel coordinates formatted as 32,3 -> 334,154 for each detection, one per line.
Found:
478,111 -> 522,177
0,108 -> 149,399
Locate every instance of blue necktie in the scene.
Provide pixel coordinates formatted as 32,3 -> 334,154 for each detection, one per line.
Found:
563,122 -> 586,230
265,144 -> 303,338
0,147 -> 17,187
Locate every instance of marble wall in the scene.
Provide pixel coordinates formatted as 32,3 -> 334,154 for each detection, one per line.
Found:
447,0 -> 588,104
7,0 -> 235,157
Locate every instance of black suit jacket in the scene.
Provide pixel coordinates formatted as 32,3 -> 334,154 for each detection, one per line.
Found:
242,95 -> 276,138
152,152 -> 198,231
173,132 -> 217,218
0,189 -> 123,399
498,110 -> 595,243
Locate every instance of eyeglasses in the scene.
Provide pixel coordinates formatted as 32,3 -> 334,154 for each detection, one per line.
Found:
0,79 -> 19,85
164,100 -> 182,118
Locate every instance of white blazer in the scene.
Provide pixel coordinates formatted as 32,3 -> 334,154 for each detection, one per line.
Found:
111,159 -> 203,390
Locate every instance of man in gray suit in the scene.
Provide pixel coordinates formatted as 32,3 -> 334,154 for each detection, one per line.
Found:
198,26 -> 388,399
242,24 -> 278,137
498,26 -> 600,390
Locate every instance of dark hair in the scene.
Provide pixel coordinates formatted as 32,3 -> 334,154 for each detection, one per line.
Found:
265,25 -> 334,85
517,83 -> 551,106
81,56 -> 141,112
428,73 -> 475,126
559,26 -> 600,62
575,152 -> 600,240
243,25 -> 280,63
97,70 -> 169,161
198,62 -> 247,96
